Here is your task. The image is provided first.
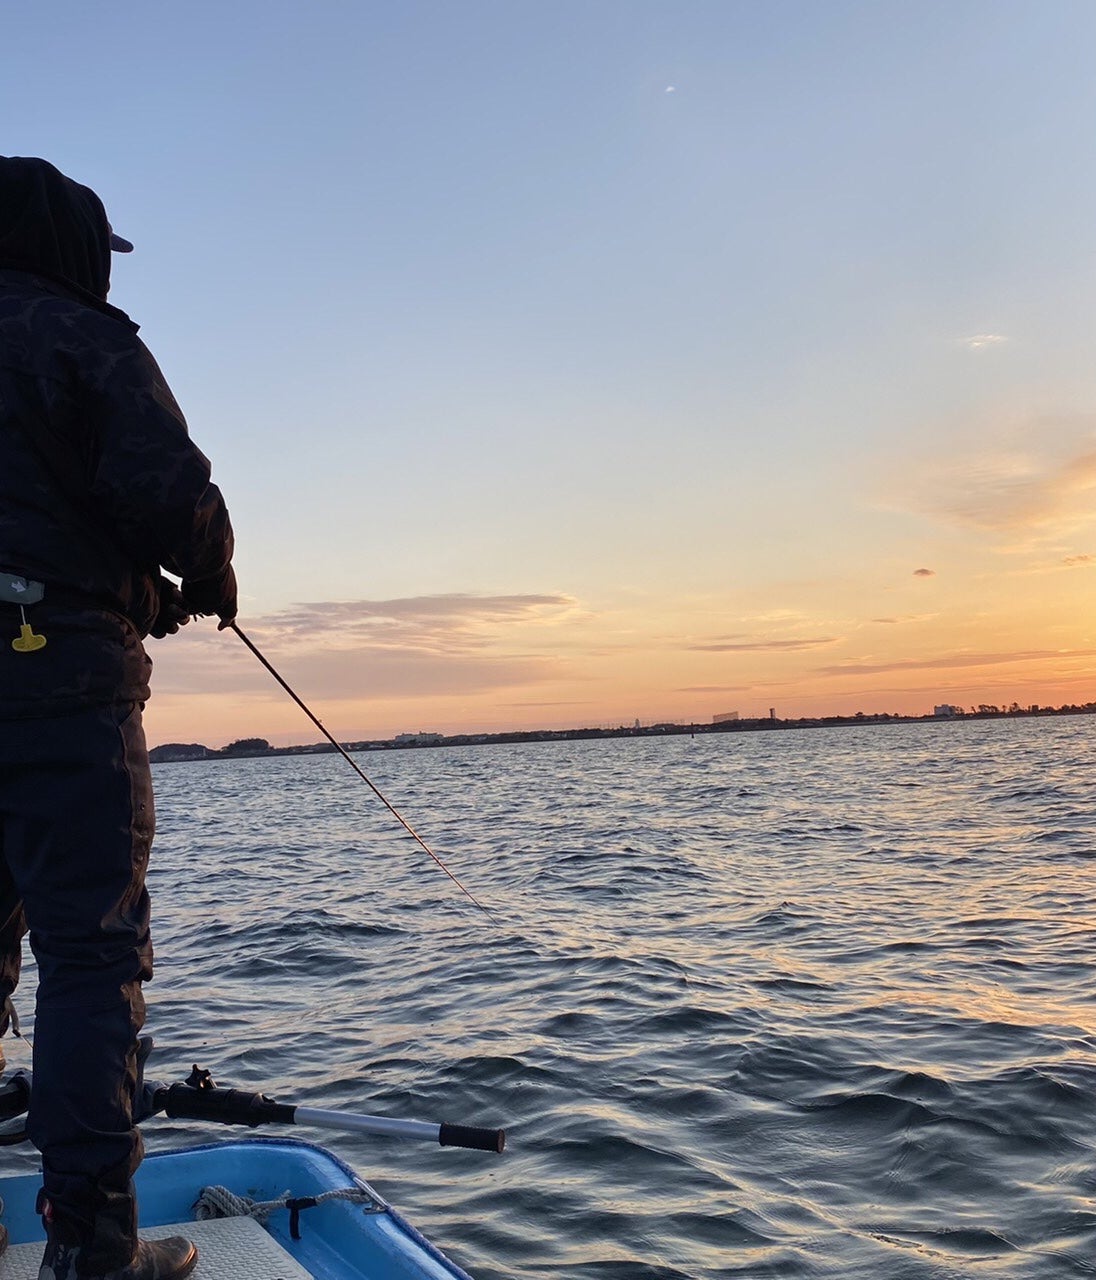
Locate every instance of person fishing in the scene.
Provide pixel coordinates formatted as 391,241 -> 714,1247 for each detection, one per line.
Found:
0,156 -> 236,1280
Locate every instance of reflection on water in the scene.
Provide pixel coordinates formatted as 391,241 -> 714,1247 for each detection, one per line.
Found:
3,716 -> 1096,1277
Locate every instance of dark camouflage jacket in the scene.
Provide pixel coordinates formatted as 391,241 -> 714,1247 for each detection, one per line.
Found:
0,158 -> 233,718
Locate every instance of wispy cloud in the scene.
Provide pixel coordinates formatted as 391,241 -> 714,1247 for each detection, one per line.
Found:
257,593 -> 578,652
816,648 -> 1096,678
689,636 -> 840,653
900,440 -> 1096,536
676,684 -> 751,693
505,699 -> 593,708
913,568 -> 935,577
741,609 -> 813,625
961,333 -> 1009,351
148,593 -> 577,700
1063,554 -> 1095,566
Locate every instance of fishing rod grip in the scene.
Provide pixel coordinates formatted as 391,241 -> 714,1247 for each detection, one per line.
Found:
439,1123 -> 506,1153
156,1082 -> 296,1128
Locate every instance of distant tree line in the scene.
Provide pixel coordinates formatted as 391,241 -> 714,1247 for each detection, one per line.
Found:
149,701 -> 1096,765
220,737 -> 272,756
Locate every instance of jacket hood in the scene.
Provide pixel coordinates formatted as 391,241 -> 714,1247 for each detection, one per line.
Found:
0,156 -> 113,301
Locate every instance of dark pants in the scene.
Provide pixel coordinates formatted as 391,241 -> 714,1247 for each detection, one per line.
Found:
0,703 -> 153,1269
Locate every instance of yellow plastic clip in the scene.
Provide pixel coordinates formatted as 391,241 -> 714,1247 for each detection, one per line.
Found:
12,618 -> 46,653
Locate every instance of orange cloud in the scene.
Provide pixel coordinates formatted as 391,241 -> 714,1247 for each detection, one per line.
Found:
816,648 -> 1096,678
676,684 -> 751,694
688,636 -> 840,653
257,593 -> 578,650
147,593 -> 577,702
907,443 -> 1096,535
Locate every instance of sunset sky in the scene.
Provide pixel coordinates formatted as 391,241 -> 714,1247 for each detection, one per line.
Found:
7,1 -> 1096,747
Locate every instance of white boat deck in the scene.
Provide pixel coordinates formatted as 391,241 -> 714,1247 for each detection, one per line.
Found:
1,1215 -> 313,1279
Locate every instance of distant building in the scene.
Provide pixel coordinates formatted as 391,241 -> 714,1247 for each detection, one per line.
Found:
394,732 -> 444,746
933,704 -> 962,718
713,711 -> 739,724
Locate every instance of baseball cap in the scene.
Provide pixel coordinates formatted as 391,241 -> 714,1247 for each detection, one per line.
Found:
108,224 -> 133,253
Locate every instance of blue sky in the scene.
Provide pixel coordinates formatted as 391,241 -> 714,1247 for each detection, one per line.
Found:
7,2 -> 1096,744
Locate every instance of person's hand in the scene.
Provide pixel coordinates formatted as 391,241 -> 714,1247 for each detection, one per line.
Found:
148,576 -> 191,638
181,564 -> 238,630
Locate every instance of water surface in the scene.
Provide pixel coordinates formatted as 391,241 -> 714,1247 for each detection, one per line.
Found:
5,716 -> 1096,1278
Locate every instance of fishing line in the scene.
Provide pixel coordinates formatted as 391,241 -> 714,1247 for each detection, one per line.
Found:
227,621 -> 495,920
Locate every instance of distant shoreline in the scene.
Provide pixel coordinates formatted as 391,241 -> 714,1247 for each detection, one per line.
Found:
148,702 -> 1096,763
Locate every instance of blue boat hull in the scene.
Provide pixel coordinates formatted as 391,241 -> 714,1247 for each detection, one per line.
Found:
0,1138 -> 474,1280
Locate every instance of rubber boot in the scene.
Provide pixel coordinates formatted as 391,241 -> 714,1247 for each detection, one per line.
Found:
37,1233 -> 197,1280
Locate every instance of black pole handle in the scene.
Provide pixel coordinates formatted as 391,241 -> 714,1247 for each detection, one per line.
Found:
159,1082 -> 296,1127
439,1122 -> 506,1153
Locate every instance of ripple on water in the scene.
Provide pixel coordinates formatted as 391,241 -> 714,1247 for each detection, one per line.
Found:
1,720 -> 1093,1278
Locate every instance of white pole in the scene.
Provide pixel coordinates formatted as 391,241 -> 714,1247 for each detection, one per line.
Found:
293,1107 -> 440,1143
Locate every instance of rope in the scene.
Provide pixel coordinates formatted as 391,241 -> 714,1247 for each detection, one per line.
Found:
194,1183 -> 382,1239
194,1185 -> 287,1223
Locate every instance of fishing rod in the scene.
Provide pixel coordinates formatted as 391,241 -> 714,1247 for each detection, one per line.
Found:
0,1063 -> 506,1154
227,621 -> 494,920
150,1065 -> 505,1153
